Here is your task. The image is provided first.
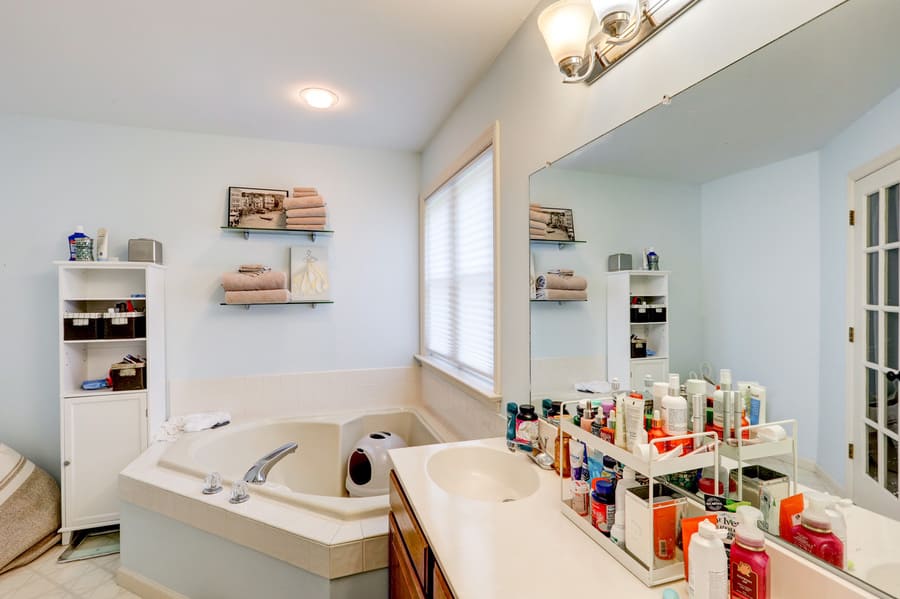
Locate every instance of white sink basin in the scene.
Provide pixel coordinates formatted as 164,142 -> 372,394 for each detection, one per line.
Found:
426,446 -> 540,502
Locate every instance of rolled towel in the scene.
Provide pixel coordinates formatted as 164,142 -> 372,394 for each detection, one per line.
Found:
222,271 -> 286,292
225,289 -> 291,304
286,206 -> 327,218
293,187 -> 317,195
287,224 -> 327,230
535,289 -> 588,301
284,196 -> 325,210
530,210 -> 550,224
549,268 -> 574,275
238,264 -> 269,273
286,217 -> 327,225
536,273 -> 588,291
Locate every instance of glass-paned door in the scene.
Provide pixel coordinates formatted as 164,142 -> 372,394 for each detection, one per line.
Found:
854,160 -> 900,519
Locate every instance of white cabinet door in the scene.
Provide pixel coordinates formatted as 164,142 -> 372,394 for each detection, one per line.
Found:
63,393 -> 147,529
630,358 -> 669,391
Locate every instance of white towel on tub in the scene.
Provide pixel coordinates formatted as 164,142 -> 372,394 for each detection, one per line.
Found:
154,412 -> 231,441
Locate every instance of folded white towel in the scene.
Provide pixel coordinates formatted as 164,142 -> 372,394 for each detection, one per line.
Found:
154,411 -> 231,441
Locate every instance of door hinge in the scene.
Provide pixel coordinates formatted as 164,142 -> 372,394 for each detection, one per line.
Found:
849,209 -> 856,226
848,443 -> 855,459
849,326 -> 855,342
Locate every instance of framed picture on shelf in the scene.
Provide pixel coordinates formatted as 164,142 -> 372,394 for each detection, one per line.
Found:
226,187 -> 289,229
541,207 -> 576,241
290,245 -> 330,301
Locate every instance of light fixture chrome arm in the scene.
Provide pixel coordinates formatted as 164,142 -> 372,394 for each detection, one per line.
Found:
560,47 -> 598,84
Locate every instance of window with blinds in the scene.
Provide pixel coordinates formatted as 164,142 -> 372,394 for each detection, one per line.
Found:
423,146 -> 495,388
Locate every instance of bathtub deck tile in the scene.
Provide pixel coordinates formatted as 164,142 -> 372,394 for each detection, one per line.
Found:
330,521 -> 364,545
363,535 -> 389,571
329,541 -> 364,579
360,515 -> 389,538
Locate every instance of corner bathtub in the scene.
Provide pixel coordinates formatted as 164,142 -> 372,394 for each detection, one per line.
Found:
117,407 -> 448,599
159,408 -> 440,520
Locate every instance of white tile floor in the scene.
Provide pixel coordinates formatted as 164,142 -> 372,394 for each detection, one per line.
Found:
0,545 -> 139,599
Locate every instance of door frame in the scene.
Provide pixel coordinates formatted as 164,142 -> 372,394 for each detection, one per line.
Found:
845,143 -> 900,502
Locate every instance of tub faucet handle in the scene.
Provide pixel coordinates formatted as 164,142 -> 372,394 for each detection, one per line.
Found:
202,472 -> 223,495
229,480 -> 250,504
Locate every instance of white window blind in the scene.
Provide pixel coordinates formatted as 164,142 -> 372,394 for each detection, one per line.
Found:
423,146 -> 495,386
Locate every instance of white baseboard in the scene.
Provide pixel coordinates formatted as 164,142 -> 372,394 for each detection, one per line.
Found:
117,567 -> 190,599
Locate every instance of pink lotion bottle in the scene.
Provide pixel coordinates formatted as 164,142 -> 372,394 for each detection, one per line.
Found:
789,498 -> 844,568
730,506 -> 770,599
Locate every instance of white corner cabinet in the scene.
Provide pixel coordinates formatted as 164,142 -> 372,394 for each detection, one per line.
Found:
607,271 -> 669,390
56,261 -> 166,544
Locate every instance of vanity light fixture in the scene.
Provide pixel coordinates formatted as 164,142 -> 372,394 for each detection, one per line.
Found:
538,0 -> 701,85
299,87 -> 339,110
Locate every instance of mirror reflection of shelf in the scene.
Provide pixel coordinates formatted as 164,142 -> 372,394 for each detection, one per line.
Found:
220,300 -> 334,310
529,238 -> 586,250
220,226 -> 333,242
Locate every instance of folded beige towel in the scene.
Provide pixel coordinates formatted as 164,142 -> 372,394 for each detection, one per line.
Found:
530,210 -> 550,224
530,203 -> 542,209
535,289 -> 588,301
284,196 -> 325,210
222,271 -> 286,292
530,226 -> 547,235
536,273 -> 588,291
286,206 -> 327,218
529,219 -> 547,230
286,216 -> 327,225
293,187 -> 317,195
225,289 -> 291,304
530,232 -> 547,239
287,224 -> 327,230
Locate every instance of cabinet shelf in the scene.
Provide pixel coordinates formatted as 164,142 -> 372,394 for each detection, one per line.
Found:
64,338 -> 146,345
221,226 -> 333,241
220,300 -> 333,309
63,388 -> 146,399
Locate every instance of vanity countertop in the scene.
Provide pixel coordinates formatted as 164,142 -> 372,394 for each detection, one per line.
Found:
389,437 -> 687,599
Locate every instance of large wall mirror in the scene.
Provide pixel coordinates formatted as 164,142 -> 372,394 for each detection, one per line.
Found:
529,0 -> 900,595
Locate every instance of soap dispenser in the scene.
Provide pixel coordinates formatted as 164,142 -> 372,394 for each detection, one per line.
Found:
730,506 -> 769,599
789,496 -> 844,568
688,520 -> 728,599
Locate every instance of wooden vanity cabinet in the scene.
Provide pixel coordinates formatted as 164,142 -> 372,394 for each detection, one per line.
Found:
389,471 -> 456,599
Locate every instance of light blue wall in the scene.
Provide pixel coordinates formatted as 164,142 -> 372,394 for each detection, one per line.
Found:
701,152 -> 821,461
529,168 -> 704,381
817,86 -> 900,487
0,115 -> 420,479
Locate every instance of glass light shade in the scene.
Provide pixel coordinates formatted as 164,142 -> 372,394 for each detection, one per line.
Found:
537,0 -> 595,65
590,0 -> 638,21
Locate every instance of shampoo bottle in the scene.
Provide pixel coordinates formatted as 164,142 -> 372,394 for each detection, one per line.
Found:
689,520 -> 728,599
713,369 -> 732,439
730,506 -> 770,599
68,225 -> 88,261
612,378 -> 627,448
506,403 -> 518,451
662,374 -> 689,451
610,467 -> 640,547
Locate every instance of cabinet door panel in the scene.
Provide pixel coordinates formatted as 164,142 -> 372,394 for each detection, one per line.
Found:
631,358 -> 669,390
389,514 -> 426,599
63,393 -> 146,528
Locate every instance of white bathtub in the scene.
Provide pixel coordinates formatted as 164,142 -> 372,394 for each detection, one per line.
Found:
159,408 -> 441,520
118,407 -> 450,597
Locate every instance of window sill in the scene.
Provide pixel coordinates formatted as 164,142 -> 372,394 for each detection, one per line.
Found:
414,354 -> 502,409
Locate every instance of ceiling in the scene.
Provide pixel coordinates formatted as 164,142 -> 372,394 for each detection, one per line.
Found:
0,0 -> 540,151
554,0 -> 900,183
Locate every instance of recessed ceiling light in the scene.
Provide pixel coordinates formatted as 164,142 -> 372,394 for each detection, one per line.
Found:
299,87 -> 339,110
